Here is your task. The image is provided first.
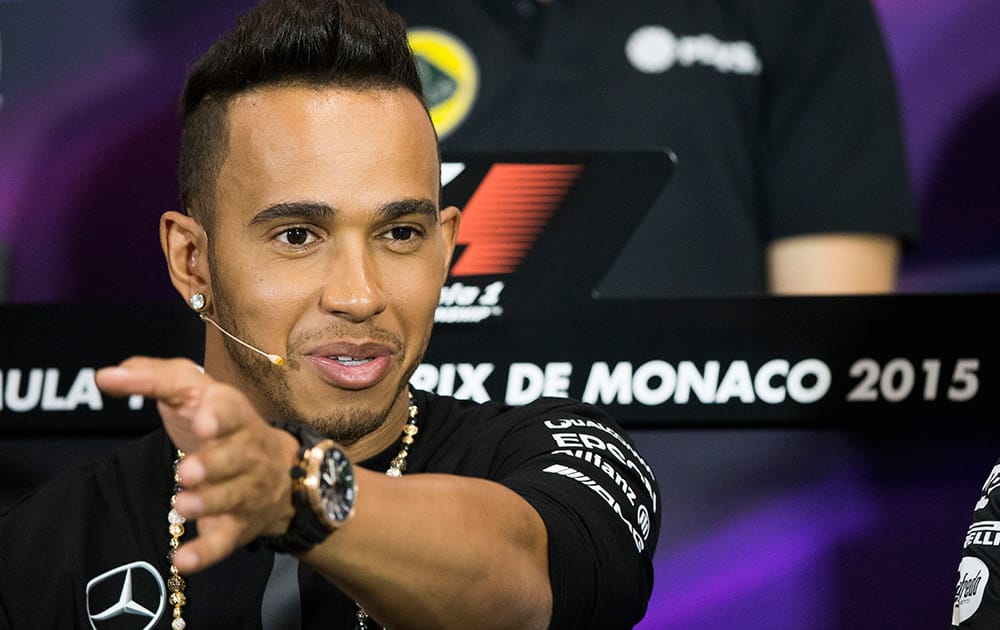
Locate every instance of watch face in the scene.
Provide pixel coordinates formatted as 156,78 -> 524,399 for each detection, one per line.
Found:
318,448 -> 356,526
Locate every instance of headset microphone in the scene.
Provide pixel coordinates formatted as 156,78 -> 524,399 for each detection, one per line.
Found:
200,314 -> 285,366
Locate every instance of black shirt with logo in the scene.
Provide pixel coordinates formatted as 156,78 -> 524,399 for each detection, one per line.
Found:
387,0 -> 916,296
953,459 -> 1000,627
0,391 -> 659,629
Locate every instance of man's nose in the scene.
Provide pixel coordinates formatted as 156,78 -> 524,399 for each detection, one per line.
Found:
319,242 -> 387,322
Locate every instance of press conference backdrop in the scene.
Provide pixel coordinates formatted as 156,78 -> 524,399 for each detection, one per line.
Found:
1,2 -> 999,629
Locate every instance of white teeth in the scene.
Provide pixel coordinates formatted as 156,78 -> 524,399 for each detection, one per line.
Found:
332,356 -> 371,366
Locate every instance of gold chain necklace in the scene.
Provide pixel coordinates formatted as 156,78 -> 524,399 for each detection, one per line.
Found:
166,392 -> 420,630
167,451 -> 188,630
356,392 -> 419,630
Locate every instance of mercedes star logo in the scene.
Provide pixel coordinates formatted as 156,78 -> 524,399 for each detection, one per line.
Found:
85,561 -> 165,630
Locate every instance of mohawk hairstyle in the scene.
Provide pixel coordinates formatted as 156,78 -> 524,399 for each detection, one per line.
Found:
178,0 -> 423,233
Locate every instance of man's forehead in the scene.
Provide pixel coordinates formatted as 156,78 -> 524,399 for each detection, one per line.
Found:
222,84 -> 437,164
226,83 -> 430,130
214,84 -> 441,218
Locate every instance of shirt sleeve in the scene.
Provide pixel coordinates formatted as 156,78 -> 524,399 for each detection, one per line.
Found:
486,399 -> 661,630
953,459 -> 1000,627
751,0 -> 917,243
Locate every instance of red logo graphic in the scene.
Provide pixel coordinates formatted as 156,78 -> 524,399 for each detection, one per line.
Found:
450,163 -> 584,277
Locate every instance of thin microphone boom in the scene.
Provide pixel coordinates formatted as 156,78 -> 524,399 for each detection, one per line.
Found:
200,314 -> 285,366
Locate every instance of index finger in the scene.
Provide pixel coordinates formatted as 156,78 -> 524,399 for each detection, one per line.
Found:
95,356 -> 206,406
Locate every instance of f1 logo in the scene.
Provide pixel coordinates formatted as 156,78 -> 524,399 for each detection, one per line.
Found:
450,163 -> 583,277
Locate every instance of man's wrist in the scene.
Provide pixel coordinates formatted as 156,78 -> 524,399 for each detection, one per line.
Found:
267,426 -> 300,537
258,421 -> 357,554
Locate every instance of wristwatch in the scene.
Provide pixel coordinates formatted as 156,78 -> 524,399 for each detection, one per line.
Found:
261,421 -> 357,554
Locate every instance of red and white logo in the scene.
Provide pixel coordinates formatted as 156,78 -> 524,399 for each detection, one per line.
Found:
437,163 -> 583,324
450,163 -> 583,277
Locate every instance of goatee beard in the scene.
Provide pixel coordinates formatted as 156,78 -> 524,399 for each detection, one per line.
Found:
217,318 -> 414,445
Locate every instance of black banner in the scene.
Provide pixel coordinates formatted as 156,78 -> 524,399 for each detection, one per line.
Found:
0,293 -> 995,435
0,303 -> 202,435
424,293 -> 998,427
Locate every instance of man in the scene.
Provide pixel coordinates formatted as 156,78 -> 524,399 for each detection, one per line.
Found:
0,1 -> 658,628
387,0 -> 917,296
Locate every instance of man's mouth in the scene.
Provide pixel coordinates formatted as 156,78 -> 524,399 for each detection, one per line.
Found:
303,342 -> 397,390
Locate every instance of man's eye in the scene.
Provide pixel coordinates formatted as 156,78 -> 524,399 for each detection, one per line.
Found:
278,227 -> 315,246
387,226 -> 415,241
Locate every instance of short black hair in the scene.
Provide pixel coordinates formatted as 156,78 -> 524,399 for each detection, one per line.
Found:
178,0 -> 424,233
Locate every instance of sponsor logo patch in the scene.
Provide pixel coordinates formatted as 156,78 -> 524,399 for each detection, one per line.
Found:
625,25 -> 761,75
954,557 -> 988,624
408,28 -> 478,139
86,561 -> 165,630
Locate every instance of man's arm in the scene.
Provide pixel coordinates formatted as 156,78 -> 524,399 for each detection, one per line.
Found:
305,471 -> 551,629
97,357 -> 552,630
767,232 -> 901,295
756,0 -> 916,288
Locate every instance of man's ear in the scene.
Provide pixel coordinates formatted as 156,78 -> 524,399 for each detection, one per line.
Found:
439,205 -> 461,281
161,211 -> 211,308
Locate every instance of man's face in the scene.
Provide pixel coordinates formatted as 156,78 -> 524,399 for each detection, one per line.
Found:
204,85 -> 457,443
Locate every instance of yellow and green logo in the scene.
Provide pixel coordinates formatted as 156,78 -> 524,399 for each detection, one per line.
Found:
408,28 -> 479,139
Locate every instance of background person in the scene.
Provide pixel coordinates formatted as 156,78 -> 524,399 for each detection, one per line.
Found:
387,0 -> 917,296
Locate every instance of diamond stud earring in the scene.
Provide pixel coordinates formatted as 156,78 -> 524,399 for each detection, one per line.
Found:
189,293 -> 206,311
